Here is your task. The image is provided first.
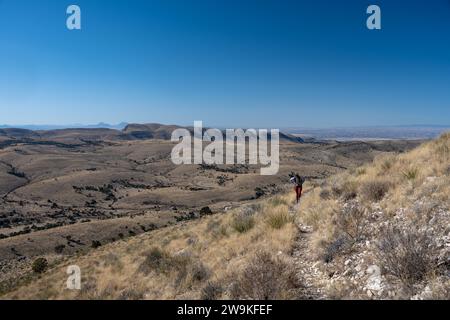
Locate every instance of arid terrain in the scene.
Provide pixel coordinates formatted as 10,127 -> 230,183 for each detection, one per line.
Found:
0,124 -> 424,295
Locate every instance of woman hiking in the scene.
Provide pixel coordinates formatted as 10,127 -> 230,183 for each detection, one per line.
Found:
289,172 -> 305,204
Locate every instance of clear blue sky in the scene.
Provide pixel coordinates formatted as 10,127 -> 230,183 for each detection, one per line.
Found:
1,0 -> 449,128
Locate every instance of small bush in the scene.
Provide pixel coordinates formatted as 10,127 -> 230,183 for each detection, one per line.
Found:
231,251 -> 303,300
360,180 -> 389,202
376,226 -> 436,288
381,158 -> 394,171
319,189 -> 331,200
332,180 -> 358,201
201,281 -> 223,300
138,247 -> 173,275
117,287 -> 145,300
91,240 -> 102,249
54,244 -> 65,254
254,187 -> 265,199
188,262 -> 210,283
200,207 -> 213,216
402,168 -> 419,181
32,258 -> 48,274
138,248 -> 209,288
231,212 -> 255,233
265,210 -> 293,229
356,168 -> 366,176
333,203 -> 365,240
322,235 -> 352,263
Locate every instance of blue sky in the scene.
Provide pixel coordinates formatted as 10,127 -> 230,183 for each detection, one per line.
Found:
0,0 -> 449,128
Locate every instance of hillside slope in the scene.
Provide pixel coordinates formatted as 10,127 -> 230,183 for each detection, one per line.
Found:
1,134 -> 448,300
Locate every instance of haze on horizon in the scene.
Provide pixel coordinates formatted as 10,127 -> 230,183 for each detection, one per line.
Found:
1,0 -> 450,128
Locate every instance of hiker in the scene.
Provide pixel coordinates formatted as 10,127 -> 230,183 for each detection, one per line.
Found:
289,172 -> 305,204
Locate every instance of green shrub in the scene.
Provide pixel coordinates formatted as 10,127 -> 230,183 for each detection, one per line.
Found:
356,168 -> 367,176
200,206 -> 213,216
402,168 -> 419,180
54,244 -> 65,254
91,240 -> 102,249
32,258 -> 48,274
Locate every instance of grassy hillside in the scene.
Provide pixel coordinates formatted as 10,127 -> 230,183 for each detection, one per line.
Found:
2,134 -> 449,300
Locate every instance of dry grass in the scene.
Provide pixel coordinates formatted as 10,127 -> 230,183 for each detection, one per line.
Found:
264,205 -> 293,229
5,194 -> 298,300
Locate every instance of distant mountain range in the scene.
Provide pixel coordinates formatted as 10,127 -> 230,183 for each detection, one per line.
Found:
0,122 -> 129,131
0,123 -> 448,141
0,123 -> 304,145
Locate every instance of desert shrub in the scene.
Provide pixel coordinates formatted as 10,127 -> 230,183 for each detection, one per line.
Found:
188,262 -> 210,283
356,168 -> 366,176
117,287 -> 145,300
172,255 -> 210,287
360,180 -> 389,202
103,252 -> 123,271
32,258 -> 48,274
333,202 -> 365,240
319,189 -> 331,200
380,158 -> 394,171
54,244 -> 65,254
322,235 -> 352,263
230,251 -> 303,300
206,219 -> 228,238
254,187 -> 265,199
200,206 -> 213,216
138,248 -> 209,287
402,167 -> 419,181
91,240 -> 102,249
376,226 -> 436,288
231,212 -> 255,233
333,180 -> 358,201
138,247 -> 173,275
265,209 -> 293,229
201,281 -> 223,300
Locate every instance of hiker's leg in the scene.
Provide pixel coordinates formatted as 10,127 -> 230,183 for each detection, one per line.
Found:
298,186 -> 303,203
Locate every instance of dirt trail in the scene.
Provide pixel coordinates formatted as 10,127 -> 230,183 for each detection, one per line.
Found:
289,198 -> 329,300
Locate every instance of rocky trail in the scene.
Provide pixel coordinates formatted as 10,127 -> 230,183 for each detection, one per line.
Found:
291,223 -> 327,299
288,198 -> 328,300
